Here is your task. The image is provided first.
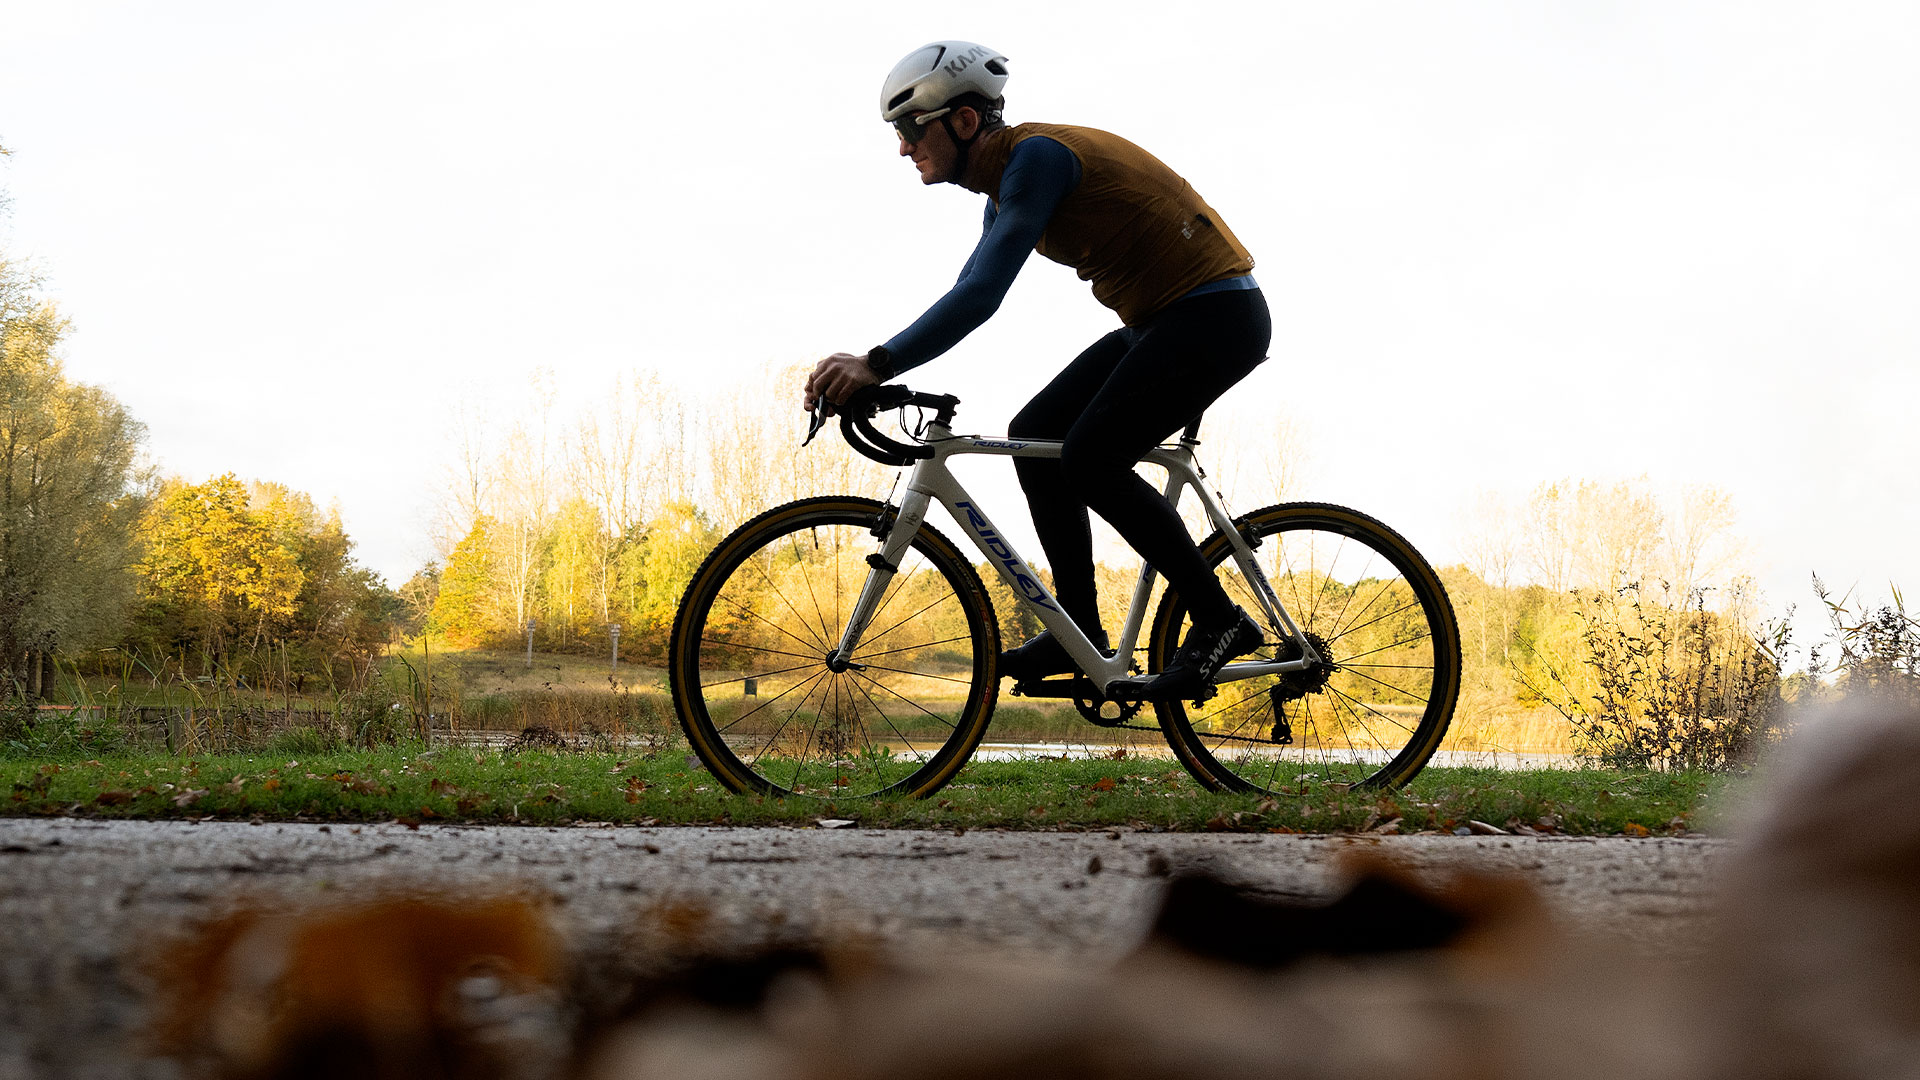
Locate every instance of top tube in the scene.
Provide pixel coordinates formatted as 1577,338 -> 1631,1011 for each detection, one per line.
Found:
824,383 -> 1204,466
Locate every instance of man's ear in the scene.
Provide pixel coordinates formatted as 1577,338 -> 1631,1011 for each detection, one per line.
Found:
952,106 -> 982,140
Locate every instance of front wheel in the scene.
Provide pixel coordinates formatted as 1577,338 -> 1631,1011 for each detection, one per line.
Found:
1149,502 -> 1461,793
668,496 -> 1000,798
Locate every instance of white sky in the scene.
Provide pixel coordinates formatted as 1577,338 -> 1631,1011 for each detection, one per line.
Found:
3,1 -> 1915,659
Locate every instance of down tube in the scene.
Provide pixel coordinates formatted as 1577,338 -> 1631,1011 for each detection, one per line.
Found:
927,484 -> 1084,645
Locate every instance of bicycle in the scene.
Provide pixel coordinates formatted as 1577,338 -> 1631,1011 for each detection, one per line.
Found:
668,384 -> 1461,800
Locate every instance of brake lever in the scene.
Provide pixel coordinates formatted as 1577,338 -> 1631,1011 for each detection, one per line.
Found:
802,402 -> 826,446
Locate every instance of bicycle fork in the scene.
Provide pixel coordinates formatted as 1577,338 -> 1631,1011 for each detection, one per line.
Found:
824,488 -> 934,671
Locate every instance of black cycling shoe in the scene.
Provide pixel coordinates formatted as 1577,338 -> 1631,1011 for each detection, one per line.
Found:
1000,629 -> 1110,682
1107,608 -> 1263,700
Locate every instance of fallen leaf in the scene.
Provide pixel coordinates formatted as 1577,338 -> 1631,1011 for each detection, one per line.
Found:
93,790 -> 134,806
1466,820 -> 1508,836
1622,822 -> 1651,838
815,818 -> 855,829
1091,777 -> 1117,792
172,789 -> 207,808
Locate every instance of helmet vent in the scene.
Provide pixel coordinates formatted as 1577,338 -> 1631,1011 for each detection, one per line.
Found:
985,60 -> 1007,75
887,90 -> 914,110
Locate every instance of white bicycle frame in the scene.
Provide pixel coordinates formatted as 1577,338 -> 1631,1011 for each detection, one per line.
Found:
828,413 -> 1324,697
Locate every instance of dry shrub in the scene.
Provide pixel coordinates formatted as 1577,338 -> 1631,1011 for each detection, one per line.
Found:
1526,582 -> 1787,770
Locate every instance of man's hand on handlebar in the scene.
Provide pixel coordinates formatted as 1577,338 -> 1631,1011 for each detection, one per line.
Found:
803,352 -> 881,417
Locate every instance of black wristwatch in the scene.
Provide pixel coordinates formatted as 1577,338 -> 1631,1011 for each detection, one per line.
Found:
865,346 -> 897,381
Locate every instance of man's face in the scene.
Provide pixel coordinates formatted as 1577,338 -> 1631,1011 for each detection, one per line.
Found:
896,107 -> 978,185
897,112 -> 957,185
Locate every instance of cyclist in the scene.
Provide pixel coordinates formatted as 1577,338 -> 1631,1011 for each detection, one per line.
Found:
803,40 -> 1270,700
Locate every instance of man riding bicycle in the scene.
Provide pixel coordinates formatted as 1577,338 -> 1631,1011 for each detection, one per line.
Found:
803,41 -> 1271,700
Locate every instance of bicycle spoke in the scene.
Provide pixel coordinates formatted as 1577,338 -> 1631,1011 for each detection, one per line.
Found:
737,669 -> 831,757
714,667 -> 828,735
786,528 -> 837,652
853,670 -> 959,730
1324,544 -> 1388,636
719,583 -> 831,659
1325,685 -> 1417,739
848,673 -> 935,764
744,545 -> 832,651
855,634 -> 975,662
860,590 -> 962,653
1341,664 -> 1431,707
1328,688 -> 1399,767
697,656 -> 818,691
1326,596 -> 1423,646
855,662 -> 976,686
1335,631 -> 1433,665
698,637 -> 820,665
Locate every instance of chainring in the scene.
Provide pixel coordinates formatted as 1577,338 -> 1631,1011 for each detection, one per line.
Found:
1075,693 -> 1144,727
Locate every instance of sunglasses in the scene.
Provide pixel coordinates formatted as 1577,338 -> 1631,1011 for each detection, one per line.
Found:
891,107 -> 952,146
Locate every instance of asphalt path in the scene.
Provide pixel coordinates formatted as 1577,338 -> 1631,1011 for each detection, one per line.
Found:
0,818 -> 1726,1079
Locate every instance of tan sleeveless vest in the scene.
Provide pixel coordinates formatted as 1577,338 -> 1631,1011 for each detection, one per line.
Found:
960,122 -> 1255,326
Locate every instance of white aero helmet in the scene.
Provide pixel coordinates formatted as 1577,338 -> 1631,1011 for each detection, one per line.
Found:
879,41 -> 1010,123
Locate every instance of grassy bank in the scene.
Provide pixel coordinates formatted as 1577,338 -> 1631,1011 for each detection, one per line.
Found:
1,745 -> 1725,835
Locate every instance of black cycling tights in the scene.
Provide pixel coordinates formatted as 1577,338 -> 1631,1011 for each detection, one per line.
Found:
1010,287 -> 1272,637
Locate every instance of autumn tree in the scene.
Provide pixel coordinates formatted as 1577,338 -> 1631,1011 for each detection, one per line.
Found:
249,482 -> 396,688
395,562 -> 441,638
539,496 -> 610,646
618,500 -> 718,660
134,474 -> 305,675
0,256 -> 148,692
428,517 -> 501,647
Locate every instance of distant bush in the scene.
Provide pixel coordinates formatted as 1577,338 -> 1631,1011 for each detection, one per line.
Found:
1524,582 -> 1787,771
1805,577 -> 1920,710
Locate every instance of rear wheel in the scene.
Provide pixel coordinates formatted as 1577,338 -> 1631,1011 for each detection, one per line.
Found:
1150,502 -> 1460,793
669,497 -> 999,798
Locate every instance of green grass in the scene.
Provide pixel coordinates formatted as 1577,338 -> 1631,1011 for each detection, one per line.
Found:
0,743 -> 1728,835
